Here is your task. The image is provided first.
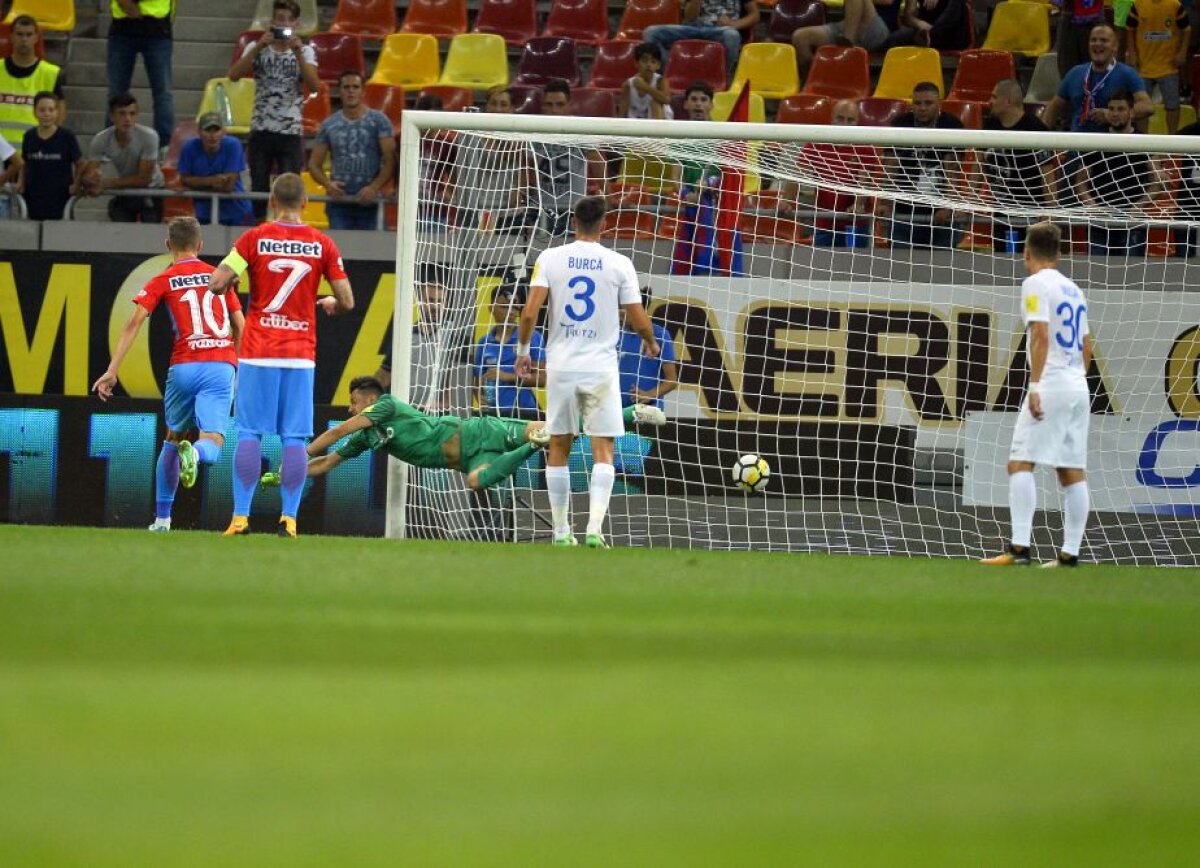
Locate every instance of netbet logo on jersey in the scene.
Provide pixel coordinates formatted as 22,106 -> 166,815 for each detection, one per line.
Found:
167,273 -> 211,291
257,238 -> 323,258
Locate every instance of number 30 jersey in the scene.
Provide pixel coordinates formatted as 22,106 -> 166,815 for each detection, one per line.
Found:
135,258 -> 242,367
227,222 -> 348,365
1021,267 -> 1090,391
530,240 -> 641,372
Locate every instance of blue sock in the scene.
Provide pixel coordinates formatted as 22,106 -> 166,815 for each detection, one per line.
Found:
232,434 -> 262,516
194,437 -> 221,465
155,441 -> 179,520
279,437 -> 307,520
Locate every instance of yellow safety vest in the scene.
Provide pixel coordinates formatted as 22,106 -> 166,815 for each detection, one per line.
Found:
111,0 -> 174,20
0,60 -> 61,147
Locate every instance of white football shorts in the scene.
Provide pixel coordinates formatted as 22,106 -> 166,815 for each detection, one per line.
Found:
545,368 -> 625,437
1009,387 -> 1090,469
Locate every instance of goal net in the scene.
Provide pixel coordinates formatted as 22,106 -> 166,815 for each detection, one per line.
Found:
387,110 -> 1200,566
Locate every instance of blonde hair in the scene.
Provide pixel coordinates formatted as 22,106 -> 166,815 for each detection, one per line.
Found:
167,216 -> 202,252
271,172 -> 306,210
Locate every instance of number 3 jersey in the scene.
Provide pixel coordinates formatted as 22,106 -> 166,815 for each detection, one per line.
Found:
1021,267 -> 1090,391
135,258 -> 242,367
530,240 -> 641,372
227,221 -> 348,365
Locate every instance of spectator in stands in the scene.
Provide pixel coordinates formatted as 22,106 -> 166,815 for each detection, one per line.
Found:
1042,25 -> 1153,132
308,71 -> 395,231
780,98 -> 883,247
80,91 -> 165,223
230,0 -> 320,221
375,265 -> 449,409
17,91 -> 80,220
644,1 -> 761,76
884,82 -> 964,249
0,15 -> 65,149
618,284 -> 678,411
176,112 -> 253,227
682,80 -> 714,122
483,85 -> 514,114
532,80 -> 595,237
618,43 -> 673,120
1125,0 -> 1190,134
474,284 -> 544,420
454,87 -> 535,232
1051,0 -> 1107,78
792,0 -> 893,74
108,0 -> 174,151
413,93 -> 456,227
882,0 -> 972,52
979,79 -> 1056,252
1071,89 -> 1162,254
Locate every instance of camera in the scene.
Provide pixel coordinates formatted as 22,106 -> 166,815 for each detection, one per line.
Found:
271,26 -> 294,40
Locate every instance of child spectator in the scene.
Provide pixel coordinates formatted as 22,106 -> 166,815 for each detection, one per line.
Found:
17,91 -> 80,220
618,43 -> 673,120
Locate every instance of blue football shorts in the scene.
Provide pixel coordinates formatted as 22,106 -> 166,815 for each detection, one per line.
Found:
163,361 -> 236,434
235,363 -> 315,439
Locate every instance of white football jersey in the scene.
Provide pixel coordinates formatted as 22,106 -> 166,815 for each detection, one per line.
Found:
531,240 -> 641,372
1021,267 -> 1090,390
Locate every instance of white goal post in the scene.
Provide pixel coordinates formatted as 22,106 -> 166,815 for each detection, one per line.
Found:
388,109 -> 1200,565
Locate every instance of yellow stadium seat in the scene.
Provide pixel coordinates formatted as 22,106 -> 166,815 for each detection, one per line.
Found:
621,156 -> 676,191
873,46 -> 944,99
196,78 -> 256,136
3,0 -> 74,31
729,42 -> 801,100
982,2 -> 1052,58
1149,103 -> 1198,134
369,33 -> 441,89
251,0 -> 319,36
438,33 -> 509,91
301,172 -> 329,229
712,90 -> 766,122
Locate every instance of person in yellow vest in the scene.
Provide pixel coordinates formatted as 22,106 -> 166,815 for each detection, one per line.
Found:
1124,0 -> 1191,133
108,0 -> 174,148
0,15 -> 64,149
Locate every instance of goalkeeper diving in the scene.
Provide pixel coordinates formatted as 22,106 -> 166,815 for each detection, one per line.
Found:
263,376 -> 665,491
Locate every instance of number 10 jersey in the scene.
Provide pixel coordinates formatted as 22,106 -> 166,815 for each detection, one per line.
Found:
135,258 -> 242,367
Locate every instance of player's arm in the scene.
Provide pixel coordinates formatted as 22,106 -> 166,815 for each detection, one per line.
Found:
515,283 -> 548,379
211,241 -> 250,293
318,276 -> 355,316
308,413 -> 374,457
1082,332 -> 1094,372
1027,320 -> 1049,420
230,307 -> 246,353
1131,89 -> 1154,123
92,305 -> 151,400
357,135 -> 395,205
1041,95 -> 1067,130
305,451 -> 345,478
307,140 -> 342,197
102,157 -> 155,190
622,301 -> 661,359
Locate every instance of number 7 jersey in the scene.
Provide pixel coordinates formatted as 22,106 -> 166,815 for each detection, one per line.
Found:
229,221 -> 348,365
135,258 -> 242,366
1021,266 -> 1090,391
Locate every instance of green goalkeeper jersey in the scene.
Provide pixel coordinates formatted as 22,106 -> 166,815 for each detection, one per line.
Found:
335,395 -> 460,469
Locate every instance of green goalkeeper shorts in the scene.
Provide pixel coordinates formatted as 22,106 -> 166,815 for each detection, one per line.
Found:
459,416 -> 529,474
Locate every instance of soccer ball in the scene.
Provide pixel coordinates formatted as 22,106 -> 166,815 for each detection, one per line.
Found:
731,454 -> 770,494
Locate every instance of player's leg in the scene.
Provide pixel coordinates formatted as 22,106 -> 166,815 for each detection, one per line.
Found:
1045,392 -> 1090,567
464,419 -> 547,490
152,365 -> 199,531
580,371 -> 624,548
275,367 -> 317,537
184,362 -> 236,486
227,364 -> 278,535
981,458 -> 1037,564
544,370 -> 580,545
152,431 -> 182,532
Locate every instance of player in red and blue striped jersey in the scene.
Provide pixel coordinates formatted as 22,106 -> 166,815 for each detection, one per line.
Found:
93,216 -> 245,532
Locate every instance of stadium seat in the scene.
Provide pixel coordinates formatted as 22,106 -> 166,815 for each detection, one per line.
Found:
0,23 -> 45,59
301,171 -> 329,228
665,40 -> 728,95
308,33 -> 366,86
873,47 -> 943,99
368,34 -> 441,89
768,0 -> 826,43
615,0 -> 679,42
439,33 -> 509,91
570,87 -> 617,118
417,85 -> 474,112
776,93 -> 835,125
301,82 -> 332,135
543,0 -> 611,46
329,0 -> 397,40
196,77 -> 256,136
590,41 -> 639,91
251,0 -> 318,36
232,30 -> 265,67
399,0 -> 468,39
730,43 -> 801,100
1148,103 -> 1198,134
513,37 -> 582,88
508,84 -> 544,114
981,2 -> 1052,58
802,45 -> 870,99
2,0 -> 73,32
713,90 -> 766,122
474,0 -> 538,46
947,49 -> 1016,103
940,98 -> 984,129
162,120 -> 199,171
856,97 -> 908,126
364,83 -> 405,126
1024,52 -> 1061,104
159,167 -> 196,222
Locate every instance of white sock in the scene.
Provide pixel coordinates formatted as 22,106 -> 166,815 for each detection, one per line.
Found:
1061,481 -> 1089,557
1010,471 -> 1036,548
587,463 -> 615,537
546,465 -> 571,538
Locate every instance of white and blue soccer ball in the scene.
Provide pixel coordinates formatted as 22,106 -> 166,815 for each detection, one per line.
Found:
731,454 -> 770,494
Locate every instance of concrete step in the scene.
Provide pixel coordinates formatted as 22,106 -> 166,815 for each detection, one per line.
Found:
173,16 -> 256,44
68,61 -> 221,92
67,96 -> 204,140
69,36 -> 238,67
65,85 -> 204,115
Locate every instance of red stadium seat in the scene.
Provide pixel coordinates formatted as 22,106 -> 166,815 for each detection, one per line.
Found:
940,98 -> 984,129
159,167 -> 196,221
803,45 -> 870,99
570,87 -> 617,118
664,40 -> 727,94
400,0 -> 467,39
301,82 -> 332,134
508,84 -> 544,114
231,30 -> 265,66
474,0 -> 538,46
615,0 -> 678,42
364,82 -> 404,127
417,85 -> 474,112
308,33 -> 365,86
776,93 -> 834,125
513,37 -> 582,88
0,22 -> 45,59
329,0 -> 396,40
162,119 -> 199,171
590,41 -> 638,91
947,49 -> 1016,103
768,0 -> 826,43
856,97 -> 908,126
543,0 -> 610,46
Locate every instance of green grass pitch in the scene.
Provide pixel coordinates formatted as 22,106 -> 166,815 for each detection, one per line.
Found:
1,524 -> 1198,866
